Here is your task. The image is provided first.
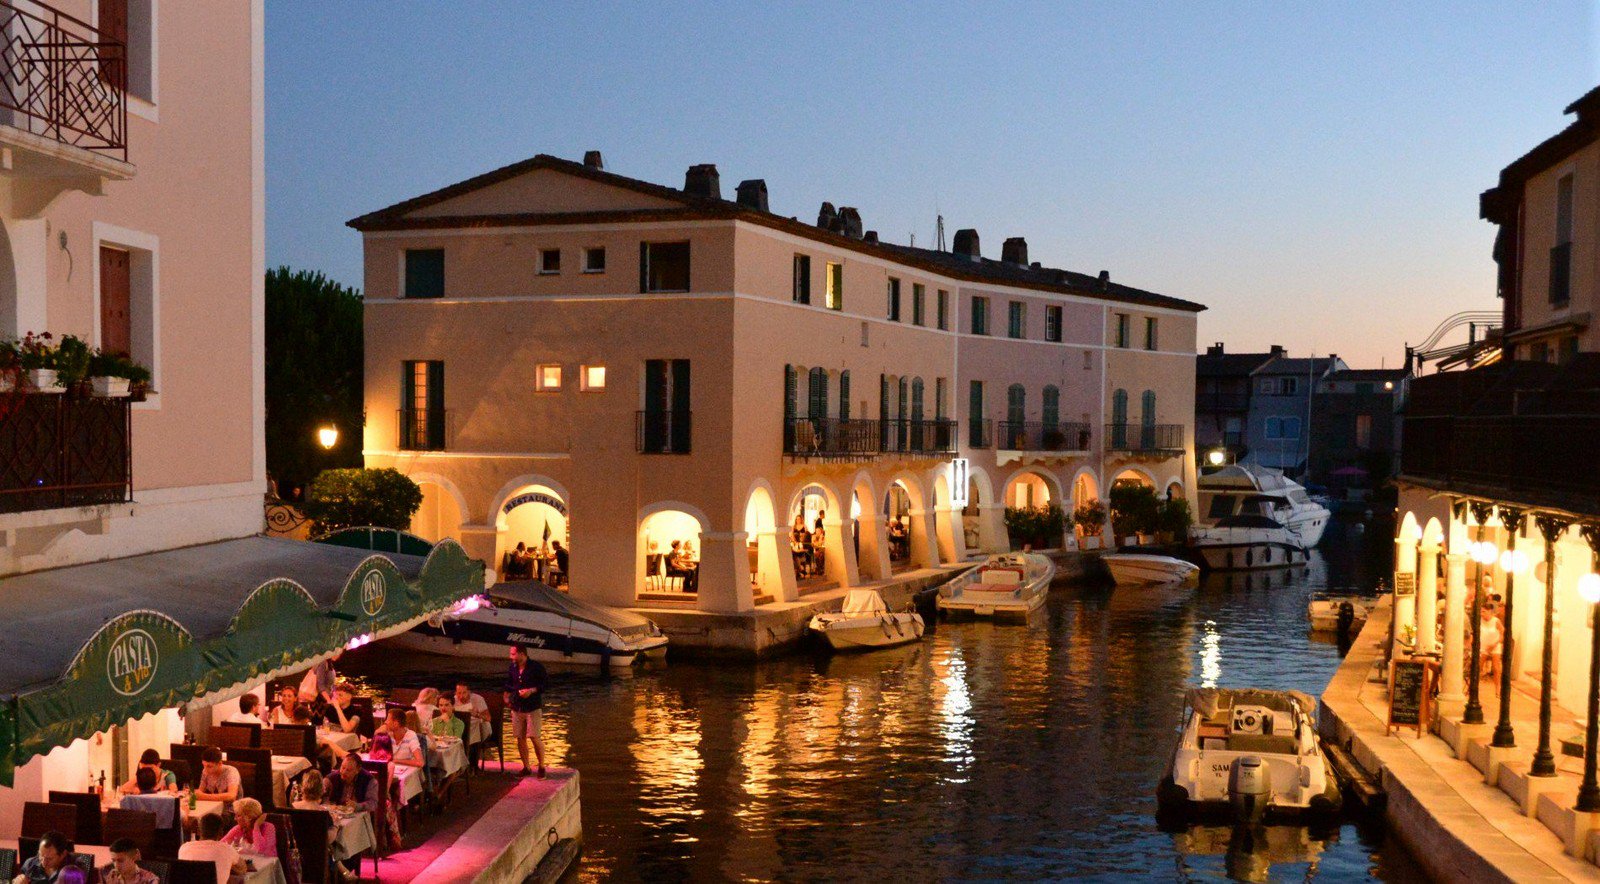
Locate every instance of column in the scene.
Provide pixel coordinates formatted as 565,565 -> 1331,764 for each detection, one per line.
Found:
978,503 -> 1009,554
1532,516 -> 1569,777
456,525 -> 499,586
821,518 -> 860,588
935,504 -> 967,563
1417,539 -> 1440,656
854,515 -> 891,581
908,508 -> 940,569
752,528 -> 798,603
696,530 -> 755,614
1493,508 -> 1526,749
1394,533 -> 1418,658
1441,552 -> 1468,703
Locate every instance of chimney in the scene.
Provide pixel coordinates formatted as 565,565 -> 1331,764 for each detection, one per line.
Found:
817,202 -> 838,230
582,150 -> 604,170
1097,270 -> 1109,291
863,230 -> 879,244
1269,345 -> 1285,356
735,179 -> 768,212
684,164 -> 721,199
1030,261 -> 1041,270
1001,237 -> 1028,265
953,228 -> 980,259
838,207 -> 863,239
1206,343 -> 1224,356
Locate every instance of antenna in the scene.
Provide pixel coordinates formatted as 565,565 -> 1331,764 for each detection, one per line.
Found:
935,214 -> 946,252
909,233 -> 915,248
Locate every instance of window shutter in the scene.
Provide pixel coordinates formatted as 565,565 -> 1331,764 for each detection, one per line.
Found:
839,371 -> 851,420
1042,386 -> 1060,428
639,243 -> 649,293
425,361 -> 446,448
784,364 -> 797,421
643,359 -> 667,452
670,360 -> 692,451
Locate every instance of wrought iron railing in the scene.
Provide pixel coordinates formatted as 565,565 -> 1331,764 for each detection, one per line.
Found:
1105,422 -> 1185,454
637,410 -> 691,454
0,391 -> 131,514
397,408 -> 451,451
996,420 -> 1091,452
968,418 -> 992,449
784,417 -> 956,459
1402,414 -> 1600,504
0,0 -> 127,160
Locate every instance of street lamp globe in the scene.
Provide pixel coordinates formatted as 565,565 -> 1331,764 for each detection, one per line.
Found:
1207,449 -> 1226,467
1581,573 -> 1600,605
1501,549 -> 1530,574
1471,542 -> 1496,565
317,425 -> 339,450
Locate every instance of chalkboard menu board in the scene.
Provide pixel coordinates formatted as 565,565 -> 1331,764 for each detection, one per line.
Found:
1388,659 -> 1433,736
1393,572 -> 1416,598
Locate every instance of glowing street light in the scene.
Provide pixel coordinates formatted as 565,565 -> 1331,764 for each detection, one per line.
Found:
1501,549 -> 1530,574
317,425 -> 339,450
1207,448 -> 1226,467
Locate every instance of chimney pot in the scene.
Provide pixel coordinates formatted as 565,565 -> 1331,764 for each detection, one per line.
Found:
864,230 -> 879,244
1207,343 -> 1224,356
1270,345 -> 1285,356
1097,270 -> 1110,283
817,202 -> 838,229
582,150 -> 604,170
735,179 -> 768,212
953,228 -> 980,259
684,164 -> 721,200
1029,261 -> 1041,270
838,207 -> 863,239
1001,237 -> 1029,265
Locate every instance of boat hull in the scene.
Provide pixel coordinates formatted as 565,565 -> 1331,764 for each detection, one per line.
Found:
1104,554 -> 1200,586
393,615 -> 667,668
1192,540 -> 1308,571
937,553 -> 1055,619
809,612 -> 925,651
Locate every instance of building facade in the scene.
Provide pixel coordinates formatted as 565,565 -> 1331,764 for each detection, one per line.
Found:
1241,354 -> 1344,477
352,154 -> 1204,614
1307,367 -> 1408,491
1194,343 -> 1279,464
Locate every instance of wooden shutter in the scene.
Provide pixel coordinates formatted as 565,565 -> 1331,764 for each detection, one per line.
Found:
100,0 -> 128,90
99,246 -> 131,355
1042,386 -> 1059,428
639,243 -> 650,293
425,362 -> 445,448
669,359 -> 692,452
643,359 -> 667,452
838,371 -> 850,420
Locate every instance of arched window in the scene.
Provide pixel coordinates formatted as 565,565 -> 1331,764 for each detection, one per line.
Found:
1111,388 -> 1129,448
808,367 -> 828,420
1042,385 -> 1060,429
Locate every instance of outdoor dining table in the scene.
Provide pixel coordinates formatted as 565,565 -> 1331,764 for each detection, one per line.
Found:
119,791 -> 180,828
237,852 -> 288,884
433,735 -> 469,776
361,752 -> 425,804
271,755 -> 312,808
317,727 -> 362,753
325,806 -> 376,861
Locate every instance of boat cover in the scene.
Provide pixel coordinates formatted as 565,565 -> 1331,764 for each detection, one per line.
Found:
841,590 -> 888,615
1187,688 -> 1316,718
490,581 -> 656,642
1212,514 -> 1285,530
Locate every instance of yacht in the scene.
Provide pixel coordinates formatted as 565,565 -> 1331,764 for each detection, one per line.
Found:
1103,553 -> 1200,586
809,589 -> 925,651
390,582 -> 669,669
1197,465 -> 1330,548
1189,515 -> 1309,571
937,553 -> 1055,618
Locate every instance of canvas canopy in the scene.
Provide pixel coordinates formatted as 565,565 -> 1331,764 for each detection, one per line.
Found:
0,535 -> 482,786
841,590 -> 888,616
488,581 -> 657,642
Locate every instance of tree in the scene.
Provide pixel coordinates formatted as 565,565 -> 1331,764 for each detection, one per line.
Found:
302,468 -> 423,533
1109,482 -> 1160,538
265,267 -> 364,497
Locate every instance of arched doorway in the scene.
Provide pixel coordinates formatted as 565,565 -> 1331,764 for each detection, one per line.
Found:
743,485 -> 794,602
1004,470 -> 1056,510
1003,469 -> 1064,550
411,479 -> 464,545
1164,480 -> 1184,501
883,482 -> 913,568
788,482 -> 852,588
495,484 -> 568,585
639,506 -> 705,596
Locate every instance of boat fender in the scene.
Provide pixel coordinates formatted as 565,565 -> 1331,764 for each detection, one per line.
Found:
880,619 -> 894,640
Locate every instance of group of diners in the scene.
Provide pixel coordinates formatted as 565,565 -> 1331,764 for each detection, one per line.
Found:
645,541 -> 699,593
501,540 -> 569,586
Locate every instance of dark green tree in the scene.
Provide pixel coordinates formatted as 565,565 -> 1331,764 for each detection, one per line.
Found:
302,468 -> 423,533
266,266 -> 363,497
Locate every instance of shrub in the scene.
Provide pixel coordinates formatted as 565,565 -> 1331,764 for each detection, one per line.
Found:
54,335 -> 91,384
1109,482 -> 1160,537
1157,496 -> 1193,537
1005,502 -> 1065,548
1073,498 -> 1107,536
303,468 -> 423,533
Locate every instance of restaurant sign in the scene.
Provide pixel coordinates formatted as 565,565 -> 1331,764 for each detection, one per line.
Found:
503,491 -> 567,516
106,628 -> 159,697
361,570 -> 387,617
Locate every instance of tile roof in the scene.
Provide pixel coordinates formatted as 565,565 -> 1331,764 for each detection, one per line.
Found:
1197,351 -> 1278,377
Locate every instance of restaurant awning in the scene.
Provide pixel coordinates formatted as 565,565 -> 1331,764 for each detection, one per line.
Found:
0,535 -> 483,786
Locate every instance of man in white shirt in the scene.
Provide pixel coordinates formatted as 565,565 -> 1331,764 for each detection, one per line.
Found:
454,681 -> 492,748
224,693 -> 266,727
382,713 -> 424,769
178,813 -> 246,884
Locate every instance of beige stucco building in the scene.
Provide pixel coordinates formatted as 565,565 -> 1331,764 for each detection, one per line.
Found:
352,153 -> 1204,614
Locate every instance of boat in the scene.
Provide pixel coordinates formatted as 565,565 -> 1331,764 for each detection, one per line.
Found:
1157,688 -> 1341,823
937,553 -> 1055,618
1103,553 -> 1200,586
1197,464 -> 1330,549
1189,515 -> 1309,571
388,581 -> 669,668
1307,595 -> 1378,633
809,589 -> 925,651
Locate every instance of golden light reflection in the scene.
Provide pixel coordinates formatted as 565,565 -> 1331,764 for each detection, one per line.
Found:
1200,619 -> 1222,688
936,649 -> 974,771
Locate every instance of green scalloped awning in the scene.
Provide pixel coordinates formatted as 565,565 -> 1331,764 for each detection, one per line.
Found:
0,535 -> 482,786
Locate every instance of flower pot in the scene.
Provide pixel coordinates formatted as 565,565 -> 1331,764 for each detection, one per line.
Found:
128,381 -> 149,402
90,376 -> 131,397
25,368 -> 63,393
1122,535 -> 1140,547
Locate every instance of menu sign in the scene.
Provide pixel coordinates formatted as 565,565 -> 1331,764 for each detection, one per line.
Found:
1388,659 -> 1433,737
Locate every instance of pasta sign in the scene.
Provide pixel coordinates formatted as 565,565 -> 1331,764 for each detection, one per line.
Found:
107,628 -> 159,697
361,570 -> 387,617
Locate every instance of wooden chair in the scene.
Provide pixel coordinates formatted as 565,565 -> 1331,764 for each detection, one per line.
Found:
349,697 -> 376,739
360,759 -> 395,855
224,747 -> 274,806
169,743 -> 206,788
224,759 -> 261,803
102,807 -> 158,853
387,688 -> 421,707
260,725 -> 310,760
20,801 -> 78,840
0,847 -> 15,882
160,757 -> 195,791
137,859 -> 170,881
213,721 -> 260,750
264,813 -> 302,882
165,858 -> 220,884
46,791 -> 102,846
287,808 -> 333,884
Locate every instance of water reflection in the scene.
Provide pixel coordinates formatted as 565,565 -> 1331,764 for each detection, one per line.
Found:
343,519 -> 1423,881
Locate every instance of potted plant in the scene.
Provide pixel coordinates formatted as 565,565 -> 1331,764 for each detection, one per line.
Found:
1073,498 -> 1107,550
1156,496 -> 1193,544
87,350 -> 136,397
17,331 -> 62,393
54,334 -> 91,395
1110,482 -> 1160,547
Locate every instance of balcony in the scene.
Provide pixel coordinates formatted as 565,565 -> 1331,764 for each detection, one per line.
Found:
637,410 -> 691,454
784,417 -> 956,460
996,420 -> 1091,453
1106,422 -> 1185,456
0,392 -> 131,515
0,0 -> 131,191
397,408 -> 452,451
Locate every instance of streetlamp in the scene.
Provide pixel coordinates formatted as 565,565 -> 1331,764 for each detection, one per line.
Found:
1532,516 -> 1571,777
1493,508 -> 1528,750
317,425 -> 339,451
1577,552 -> 1600,813
1464,530 -> 1497,725
1207,447 -> 1226,467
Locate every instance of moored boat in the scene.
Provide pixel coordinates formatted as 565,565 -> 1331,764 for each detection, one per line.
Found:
1307,595 -> 1378,633
1103,553 -> 1200,586
1189,515 -> 1310,571
937,553 -> 1055,618
1198,464 -> 1331,548
388,581 -> 668,668
809,589 -> 925,651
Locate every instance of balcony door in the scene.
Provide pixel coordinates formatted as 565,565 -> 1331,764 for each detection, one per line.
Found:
644,359 -> 691,453
100,246 -> 131,355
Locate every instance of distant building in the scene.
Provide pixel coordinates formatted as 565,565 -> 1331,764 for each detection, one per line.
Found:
1195,343 -> 1280,465
1242,354 -> 1346,478
1308,367 -> 1410,492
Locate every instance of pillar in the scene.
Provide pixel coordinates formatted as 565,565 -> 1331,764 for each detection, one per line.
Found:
1441,552 -> 1468,703
853,513 -> 891,581
821,518 -> 859,588
1394,533 -> 1419,657
1417,539 -> 1440,656
457,525 -> 499,587
908,507 -> 940,569
978,503 -> 1008,554
752,528 -> 798,603
694,531 -> 755,613
935,504 -> 967,562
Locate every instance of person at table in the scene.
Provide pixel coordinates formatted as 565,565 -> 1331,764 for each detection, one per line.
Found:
195,747 -> 241,803
119,748 -> 178,795
14,831 -> 88,884
299,650 -> 342,705
412,687 -> 440,730
431,694 -> 465,740
99,839 -> 158,884
454,681 -> 490,734
811,524 -> 827,575
226,692 -> 267,727
179,813 -> 245,884
325,752 -> 378,815
504,643 -> 549,777
222,797 -> 277,858
381,711 -> 425,770
292,770 -> 327,812
552,540 -> 569,583
269,685 -> 301,727
324,683 -> 363,737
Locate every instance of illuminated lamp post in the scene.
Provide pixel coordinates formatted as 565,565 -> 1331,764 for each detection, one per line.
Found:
1531,515 -> 1571,777
1492,507 -> 1527,749
1576,523 -> 1600,813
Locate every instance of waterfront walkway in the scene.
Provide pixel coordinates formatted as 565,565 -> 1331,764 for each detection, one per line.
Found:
383,768 -> 581,882
1321,597 -> 1600,881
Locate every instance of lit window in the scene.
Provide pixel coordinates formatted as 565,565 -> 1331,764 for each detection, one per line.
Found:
584,248 -> 606,273
580,365 -> 606,391
826,262 -> 843,310
536,364 -> 562,391
539,249 -> 561,274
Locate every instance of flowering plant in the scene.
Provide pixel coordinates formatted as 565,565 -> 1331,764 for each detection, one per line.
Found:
16,331 -> 55,370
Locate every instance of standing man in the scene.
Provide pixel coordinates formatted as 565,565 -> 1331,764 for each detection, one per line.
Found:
503,644 -> 549,777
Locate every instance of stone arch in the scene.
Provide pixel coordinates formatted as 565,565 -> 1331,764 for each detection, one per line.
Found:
408,471 -> 469,545
787,478 -> 857,588
1422,516 -> 1446,549
1164,479 -> 1184,500
1070,466 -> 1100,510
0,219 -> 17,338
489,473 -> 572,528
1001,466 -> 1064,511
963,463 -> 1003,553
743,479 -> 795,603
1398,511 -> 1422,543
1109,465 -> 1156,489
931,467 -> 967,563
848,471 -> 888,581
638,501 -> 711,598
490,475 -> 571,585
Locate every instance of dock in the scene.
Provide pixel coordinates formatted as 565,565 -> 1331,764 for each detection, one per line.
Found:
390,768 -> 581,883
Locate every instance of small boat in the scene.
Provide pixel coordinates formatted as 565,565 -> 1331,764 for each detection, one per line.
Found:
937,553 -> 1055,618
809,589 -> 924,651
1104,553 -> 1200,586
1189,515 -> 1309,571
1307,595 -> 1378,633
1157,688 -> 1340,823
389,581 -> 669,668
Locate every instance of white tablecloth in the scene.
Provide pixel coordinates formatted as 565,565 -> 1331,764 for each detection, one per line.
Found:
361,751 -> 425,804
433,736 -> 469,776
239,853 -> 287,884
317,728 -> 362,752
328,808 -> 376,861
271,755 -> 312,807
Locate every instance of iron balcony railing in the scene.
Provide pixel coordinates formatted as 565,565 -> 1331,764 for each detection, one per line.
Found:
1105,422 -> 1185,454
0,391 -> 131,514
0,0 -> 127,160
880,418 -> 958,455
785,417 -> 956,459
968,418 -> 993,449
996,420 -> 1091,452
637,410 -> 692,454
397,408 -> 451,451
1401,414 -> 1600,505
1550,242 -> 1572,306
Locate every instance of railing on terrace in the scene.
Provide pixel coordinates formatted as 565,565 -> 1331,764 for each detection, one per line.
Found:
0,392 -> 131,514
1402,414 -> 1600,504
397,408 -> 452,451
1105,422 -> 1185,454
784,417 -> 956,459
636,410 -> 692,454
996,421 -> 1091,452
968,418 -> 992,449
0,0 -> 126,160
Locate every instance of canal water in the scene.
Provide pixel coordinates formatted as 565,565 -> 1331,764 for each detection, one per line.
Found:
346,518 -> 1428,882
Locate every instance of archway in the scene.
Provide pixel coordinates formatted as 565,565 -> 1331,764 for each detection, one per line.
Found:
0,220 -> 17,338
883,481 -> 913,569
1164,480 -> 1184,500
743,483 -> 795,603
884,473 -> 937,569
962,465 -> 1002,554
639,506 -> 707,597
410,479 -> 465,545
1110,466 -> 1155,490
851,473 -> 889,581
494,483 -> 569,585
1071,468 -> 1103,546
787,481 -> 855,588
1002,468 -> 1065,550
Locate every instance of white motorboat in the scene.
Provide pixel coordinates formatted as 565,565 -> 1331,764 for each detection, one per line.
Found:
1198,464 -> 1330,549
1157,688 -> 1340,823
809,589 -> 925,651
1103,553 -> 1200,586
1189,515 -> 1310,571
937,553 -> 1055,618
1307,595 -> 1378,633
388,582 -> 669,669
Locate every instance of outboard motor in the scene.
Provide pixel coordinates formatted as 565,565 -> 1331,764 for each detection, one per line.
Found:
1228,755 -> 1271,824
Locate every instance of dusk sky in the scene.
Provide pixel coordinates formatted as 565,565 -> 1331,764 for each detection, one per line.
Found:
266,4 -> 1597,368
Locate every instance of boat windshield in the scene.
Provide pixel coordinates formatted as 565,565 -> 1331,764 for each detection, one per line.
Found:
1205,495 -> 1235,519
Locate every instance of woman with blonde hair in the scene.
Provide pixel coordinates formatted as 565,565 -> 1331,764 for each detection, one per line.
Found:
221,797 -> 277,857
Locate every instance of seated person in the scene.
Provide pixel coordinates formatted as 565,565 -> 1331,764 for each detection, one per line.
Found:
195,747 -> 241,803
119,748 -> 178,794
292,770 -> 327,811
412,687 -> 440,730
268,685 -> 301,727
454,682 -> 491,744
325,752 -> 378,815
382,712 -> 425,770
15,831 -> 88,884
431,694 -> 465,740
221,797 -> 276,857
99,838 -> 158,884
226,692 -> 267,727
178,813 -> 246,884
